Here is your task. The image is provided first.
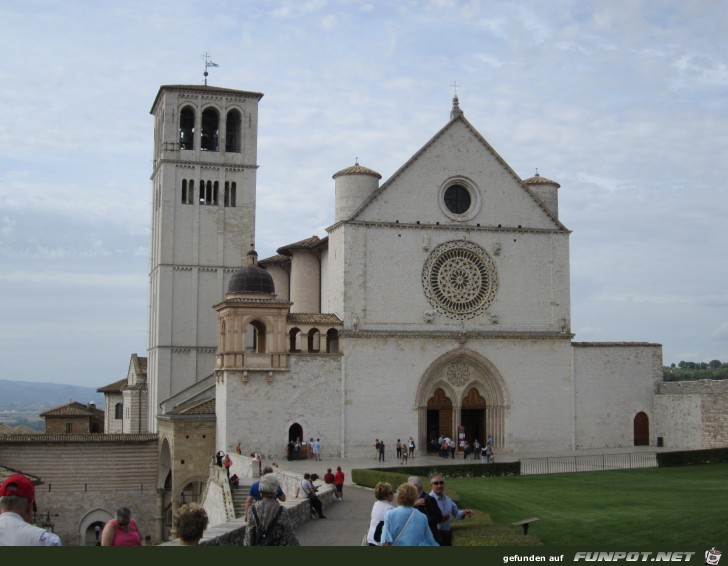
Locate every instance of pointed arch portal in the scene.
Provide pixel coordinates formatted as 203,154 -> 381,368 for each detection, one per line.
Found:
416,349 -> 508,453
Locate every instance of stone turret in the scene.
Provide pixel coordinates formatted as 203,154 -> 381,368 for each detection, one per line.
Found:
523,172 -> 561,219
332,161 -> 381,222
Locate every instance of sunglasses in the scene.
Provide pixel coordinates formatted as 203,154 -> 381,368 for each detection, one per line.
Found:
431,481 -> 444,485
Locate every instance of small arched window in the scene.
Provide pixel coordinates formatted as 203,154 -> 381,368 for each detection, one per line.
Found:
326,329 -> 339,353
289,328 -> 302,352
223,182 -> 236,207
201,108 -> 219,151
307,328 -> 321,353
246,320 -> 267,353
179,107 -> 195,150
226,109 -> 242,152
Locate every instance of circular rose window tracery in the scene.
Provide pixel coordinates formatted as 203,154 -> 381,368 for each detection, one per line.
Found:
422,240 -> 497,319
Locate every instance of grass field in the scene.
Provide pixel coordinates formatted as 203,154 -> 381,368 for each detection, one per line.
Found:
445,463 -> 728,546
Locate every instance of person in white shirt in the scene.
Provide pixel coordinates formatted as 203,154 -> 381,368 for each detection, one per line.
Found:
0,474 -> 62,546
428,474 -> 473,546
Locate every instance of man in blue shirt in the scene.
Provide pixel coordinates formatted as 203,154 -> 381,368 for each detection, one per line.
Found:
428,474 -> 474,546
245,468 -> 286,515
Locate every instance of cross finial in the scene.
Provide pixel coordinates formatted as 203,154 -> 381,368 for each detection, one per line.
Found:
355,156 -> 359,165
451,81 -> 461,97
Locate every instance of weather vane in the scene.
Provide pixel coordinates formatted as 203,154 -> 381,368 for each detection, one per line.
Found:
202,51 -> 219,86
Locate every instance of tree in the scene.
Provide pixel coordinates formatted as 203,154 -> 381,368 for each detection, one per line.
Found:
709,360 -> 722,370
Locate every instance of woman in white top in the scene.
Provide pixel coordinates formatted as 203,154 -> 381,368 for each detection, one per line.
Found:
366,481 -> 394,546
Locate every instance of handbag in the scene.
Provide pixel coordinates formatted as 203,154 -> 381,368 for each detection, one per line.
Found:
373,520 -> 384,542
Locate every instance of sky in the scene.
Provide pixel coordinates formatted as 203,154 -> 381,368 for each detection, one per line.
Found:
1,0 -> 726,388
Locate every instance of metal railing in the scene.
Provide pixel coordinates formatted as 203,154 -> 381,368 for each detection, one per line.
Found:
520,452 -> 657,475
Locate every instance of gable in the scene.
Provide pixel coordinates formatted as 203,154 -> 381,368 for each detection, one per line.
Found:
350,116 -> 566,232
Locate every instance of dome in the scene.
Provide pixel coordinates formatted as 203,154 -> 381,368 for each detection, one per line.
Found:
332,162 -> 382,180
523,172 -> 561,188
227,250 -> 275,295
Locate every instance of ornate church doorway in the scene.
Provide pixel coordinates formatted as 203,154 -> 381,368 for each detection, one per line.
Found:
416,349 -> 508,454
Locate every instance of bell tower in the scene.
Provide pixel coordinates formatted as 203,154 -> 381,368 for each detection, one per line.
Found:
147,84 -> 263,432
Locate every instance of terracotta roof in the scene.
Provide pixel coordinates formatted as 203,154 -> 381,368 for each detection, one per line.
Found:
167,398 -> 216,416
276,235 -> 327,256
39,401 -> 104,419
332,162 -> 382,180
287,313 -> 343,325
97,378 -> 127,393
0,424 -> 41,435
214,297 -> 292,307
258,254 -> 290,266
523,173 -> 561,188
0,465 -> 43,485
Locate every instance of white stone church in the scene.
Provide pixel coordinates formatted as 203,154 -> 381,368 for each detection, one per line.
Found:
131,82 -> 677,467
5,82 -> 723,545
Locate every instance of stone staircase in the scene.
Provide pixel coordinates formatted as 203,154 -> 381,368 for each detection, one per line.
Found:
230,483 -> 251,518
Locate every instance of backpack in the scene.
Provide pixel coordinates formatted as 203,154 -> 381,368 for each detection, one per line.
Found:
250,505 -> 283,546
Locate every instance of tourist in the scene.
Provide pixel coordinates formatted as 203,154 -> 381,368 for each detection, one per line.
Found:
101,507 -> 144,546
381,482 -> 438,546
174,503 -> 208,546
244,475 -> 299,546
428,475 -> 474,546
366,481 -> 394,546
0,474 -> 62,546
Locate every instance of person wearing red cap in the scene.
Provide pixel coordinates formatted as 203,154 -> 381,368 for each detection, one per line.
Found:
0,474 -> 62,546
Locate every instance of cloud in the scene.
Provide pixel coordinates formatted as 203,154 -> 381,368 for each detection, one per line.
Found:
0,270 -> 146,289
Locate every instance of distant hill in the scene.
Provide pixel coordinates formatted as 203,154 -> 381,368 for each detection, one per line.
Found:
0,379 -> 105,411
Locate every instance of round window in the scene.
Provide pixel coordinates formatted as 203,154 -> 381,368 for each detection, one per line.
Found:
444,184 -> 471,214
438,178 -> 481,221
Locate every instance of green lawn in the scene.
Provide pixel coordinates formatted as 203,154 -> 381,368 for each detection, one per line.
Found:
447,463 -> 728,546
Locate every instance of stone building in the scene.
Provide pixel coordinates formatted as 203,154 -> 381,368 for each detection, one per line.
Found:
40,402 -> 104,435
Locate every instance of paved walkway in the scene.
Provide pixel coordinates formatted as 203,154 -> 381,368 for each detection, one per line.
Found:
276,447 -> 662,546
279,452 -> 471,546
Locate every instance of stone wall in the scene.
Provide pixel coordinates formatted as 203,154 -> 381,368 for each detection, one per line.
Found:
162,469 -> 336,546
573,343 -> 662,448
655,379 -> 728,449
0,434 -> 159,546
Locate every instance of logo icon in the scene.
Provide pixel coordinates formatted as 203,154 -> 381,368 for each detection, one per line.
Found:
706,548 -> 721,566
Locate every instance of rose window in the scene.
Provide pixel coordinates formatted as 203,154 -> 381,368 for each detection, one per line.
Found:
422,241 -> 497,319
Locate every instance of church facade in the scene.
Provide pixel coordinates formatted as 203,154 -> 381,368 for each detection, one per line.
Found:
204,90 -> 663,459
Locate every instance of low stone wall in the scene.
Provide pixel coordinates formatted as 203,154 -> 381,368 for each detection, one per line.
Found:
161,469 -> 336,546
656,379 -> 728,449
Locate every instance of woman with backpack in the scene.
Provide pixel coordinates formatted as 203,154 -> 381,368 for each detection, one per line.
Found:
244,474 -> 299,546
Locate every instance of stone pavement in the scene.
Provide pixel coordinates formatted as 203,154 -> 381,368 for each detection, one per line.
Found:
275,446 -> 662,546
274,449 -> 504,546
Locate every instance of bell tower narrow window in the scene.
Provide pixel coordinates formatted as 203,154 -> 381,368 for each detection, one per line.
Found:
201,108 -> 219,151
179,107 -> 195,150
226,109 -> 242,152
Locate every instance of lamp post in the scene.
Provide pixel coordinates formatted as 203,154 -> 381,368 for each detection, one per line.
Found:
94,524 -> 101,546
40,511 -> 58,533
